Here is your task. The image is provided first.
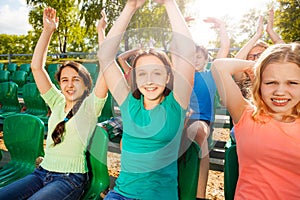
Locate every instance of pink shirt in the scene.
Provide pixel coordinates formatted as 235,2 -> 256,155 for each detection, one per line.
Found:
234,106 -> 300,200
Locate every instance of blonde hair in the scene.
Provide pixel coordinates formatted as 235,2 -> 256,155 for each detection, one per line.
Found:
251,43 -> 300,122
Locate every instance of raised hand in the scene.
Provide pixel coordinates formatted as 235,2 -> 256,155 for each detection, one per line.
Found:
266,7 -> 275,33
43,7 -> 59,32
255,15 -> 264,38
97,9 -> 107,34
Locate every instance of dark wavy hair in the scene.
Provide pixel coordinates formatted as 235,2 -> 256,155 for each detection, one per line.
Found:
51,61 -> 92,145
130,48 -> 174,99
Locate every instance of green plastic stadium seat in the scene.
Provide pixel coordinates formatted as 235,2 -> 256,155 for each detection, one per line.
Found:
0,63 -> 4,70
0,70 -> 10,83
81,125 -> 110,200
46,63 -> 60,73
178,139 -> 201,200
224,144 -> 239,200
22,83 -> 49,126
0,114 -> 45,188
6,63 -> 17,80
19,63 -> 31,74
46,63 -> 60,89
82,62 -> 99,86
11,70 -> 28,96
0,82 -> 21,123
6,63 -> 17,74
98,92 -> 114,123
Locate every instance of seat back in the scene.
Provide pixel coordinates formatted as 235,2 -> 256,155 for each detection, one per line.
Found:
3,114 -> 45,163
47,63 -> 60,89
224,144 -> 239,200
82,62 -> 99,86
27,72 -> 35,83
0,114 -> 45,187
98,92 -> 114,123
19,63 -> 31,74
178,140 -> 201,200
0,63 -> 4,70
12,70 -> 28,88
22,83 -> 48,116
82,125 -> 110,200
0,82 -> 21,113
47,63 -> 60,73
6,63 -> 17,74
0,70 -> 10,83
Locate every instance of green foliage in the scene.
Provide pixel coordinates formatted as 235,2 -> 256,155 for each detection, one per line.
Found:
27,0 -> 94,55
0,34 -> 34,60
275,0 -> 300,42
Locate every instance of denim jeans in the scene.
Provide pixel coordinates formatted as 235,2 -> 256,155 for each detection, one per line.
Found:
104,190 -> 137,200
0,166 -> 88,200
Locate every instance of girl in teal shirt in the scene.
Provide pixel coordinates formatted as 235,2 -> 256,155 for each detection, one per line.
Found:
98,0 -> 195,199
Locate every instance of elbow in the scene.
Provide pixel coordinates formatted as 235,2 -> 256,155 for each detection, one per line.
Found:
211,59 -> 223,72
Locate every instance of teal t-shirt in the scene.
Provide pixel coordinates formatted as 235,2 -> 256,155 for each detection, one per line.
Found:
115,92 -> 186,200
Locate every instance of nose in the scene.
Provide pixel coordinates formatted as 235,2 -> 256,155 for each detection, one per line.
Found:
146,74 -> 154,84
273,84 -> 286,96
67,80 -> 74,87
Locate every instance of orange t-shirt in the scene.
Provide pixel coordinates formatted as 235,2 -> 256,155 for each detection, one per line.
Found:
234,106 -> 300,200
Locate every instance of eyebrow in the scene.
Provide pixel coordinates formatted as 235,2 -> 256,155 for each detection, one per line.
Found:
60,75 -> 81,80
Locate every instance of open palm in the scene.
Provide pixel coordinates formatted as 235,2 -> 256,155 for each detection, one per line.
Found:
43,7 -> 59,32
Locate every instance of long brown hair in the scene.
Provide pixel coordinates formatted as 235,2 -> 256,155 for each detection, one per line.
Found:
252,43 -> 300,122
51,61 -> 92,145
130,48 -> 174,99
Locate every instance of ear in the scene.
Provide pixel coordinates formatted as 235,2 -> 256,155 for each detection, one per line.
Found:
166,73 -> 170,84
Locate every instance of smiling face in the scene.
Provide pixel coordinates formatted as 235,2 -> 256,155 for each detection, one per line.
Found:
59,66 -> 88,109
135,54 -> 170,109
260,62 -> 300,119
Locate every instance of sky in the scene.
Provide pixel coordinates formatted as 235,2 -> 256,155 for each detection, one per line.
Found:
0,0 -> 273,45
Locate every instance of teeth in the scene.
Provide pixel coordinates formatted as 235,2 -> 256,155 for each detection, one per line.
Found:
273,99 -> 288,103
146,87 -> 155,91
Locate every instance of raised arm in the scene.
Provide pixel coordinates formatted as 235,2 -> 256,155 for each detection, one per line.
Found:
94,9 -> 108,99
266,8 -> 285,44
98,0 -> 146,105
31,7 -> 59,94
97,9 -> 107,45
204,17 -> 230,59
211,58 -> 254,123
235,16 -> 264,60
116,48 -> 140,75
157,0 -> 195,109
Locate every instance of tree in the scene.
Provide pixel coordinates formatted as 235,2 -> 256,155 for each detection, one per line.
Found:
27,0 -> 94,56
79,0 -> 192,51
0,34 -> 33,60
275,0 -> 300,42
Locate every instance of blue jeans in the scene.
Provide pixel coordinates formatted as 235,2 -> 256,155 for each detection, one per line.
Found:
0,166 -> 88,200
104,190 -> 137,200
